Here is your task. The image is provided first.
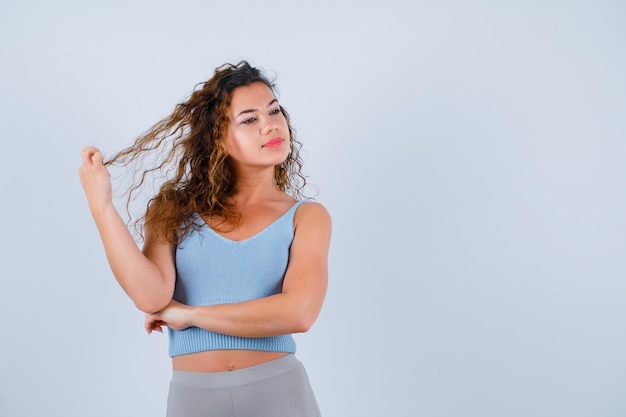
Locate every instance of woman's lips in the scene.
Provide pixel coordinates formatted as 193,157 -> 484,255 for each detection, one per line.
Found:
262,137 -> 284,148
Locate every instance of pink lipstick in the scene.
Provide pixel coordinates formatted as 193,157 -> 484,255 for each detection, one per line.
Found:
262,137 -> 284,148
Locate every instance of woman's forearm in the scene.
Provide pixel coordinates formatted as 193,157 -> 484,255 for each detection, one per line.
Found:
147,288 -> 324,338
188,293 -> 318,337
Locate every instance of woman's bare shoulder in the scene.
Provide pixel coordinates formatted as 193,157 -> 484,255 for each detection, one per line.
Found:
294,201 -> 332,229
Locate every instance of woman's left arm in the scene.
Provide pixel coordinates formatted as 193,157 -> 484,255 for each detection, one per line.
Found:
145,202 -> 332,337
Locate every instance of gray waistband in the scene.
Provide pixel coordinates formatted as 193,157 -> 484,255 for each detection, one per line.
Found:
170,354 -> 300,388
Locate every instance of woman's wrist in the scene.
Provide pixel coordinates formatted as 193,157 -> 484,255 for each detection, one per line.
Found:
89,199 -> 116,221
186,304 -> 201,329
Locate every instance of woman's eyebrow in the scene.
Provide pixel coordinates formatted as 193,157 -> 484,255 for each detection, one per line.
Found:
235,99 -> 278,118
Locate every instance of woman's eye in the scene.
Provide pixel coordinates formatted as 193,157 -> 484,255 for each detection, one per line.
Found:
242,117 -> 256,124
270,108 -> 281,115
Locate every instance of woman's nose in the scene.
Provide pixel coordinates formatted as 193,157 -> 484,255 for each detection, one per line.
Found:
261,118 -> 278,134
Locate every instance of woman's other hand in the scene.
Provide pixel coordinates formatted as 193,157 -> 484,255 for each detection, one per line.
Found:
145,300 -> 193,334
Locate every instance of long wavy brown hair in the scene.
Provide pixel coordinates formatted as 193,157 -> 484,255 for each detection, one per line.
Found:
104,61 -> 307,244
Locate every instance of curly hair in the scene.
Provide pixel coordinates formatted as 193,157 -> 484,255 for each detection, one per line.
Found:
104,61 -> 307,244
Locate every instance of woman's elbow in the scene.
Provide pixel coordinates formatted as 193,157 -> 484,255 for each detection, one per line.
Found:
134,294 -> 171,314
291,309 -> 319,333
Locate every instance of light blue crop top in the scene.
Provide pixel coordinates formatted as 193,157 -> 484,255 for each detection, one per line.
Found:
168,200 -> 308,357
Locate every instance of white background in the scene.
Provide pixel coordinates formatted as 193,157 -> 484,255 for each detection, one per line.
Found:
1,1 -> 625,416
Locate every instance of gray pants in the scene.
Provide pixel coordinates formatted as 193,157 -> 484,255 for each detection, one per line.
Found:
166,354 -> 321,417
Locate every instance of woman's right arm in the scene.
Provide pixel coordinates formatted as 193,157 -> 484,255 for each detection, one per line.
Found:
79,146 -> 175,313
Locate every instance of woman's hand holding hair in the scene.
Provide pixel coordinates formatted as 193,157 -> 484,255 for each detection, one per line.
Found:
78,146 -> 113,214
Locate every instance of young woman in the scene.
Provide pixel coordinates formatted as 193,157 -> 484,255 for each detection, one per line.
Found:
78,61 -> 331,417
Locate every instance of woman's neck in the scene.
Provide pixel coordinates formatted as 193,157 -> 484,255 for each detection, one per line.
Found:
231,178 -> 286,207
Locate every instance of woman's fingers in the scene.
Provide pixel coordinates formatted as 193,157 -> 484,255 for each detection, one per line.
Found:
80,146 -> 101,166
90,149 -> 104,165
80,147 -> 108,173
145,313 -> 165,334
145,313 -> 156,333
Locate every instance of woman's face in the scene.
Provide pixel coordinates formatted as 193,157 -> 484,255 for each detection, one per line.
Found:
225,82 -> 290,171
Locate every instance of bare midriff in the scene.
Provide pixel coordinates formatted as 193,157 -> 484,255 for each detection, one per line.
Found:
172,350 -> 289,373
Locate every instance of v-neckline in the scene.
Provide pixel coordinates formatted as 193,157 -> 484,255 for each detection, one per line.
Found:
198,201 -> 300,243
